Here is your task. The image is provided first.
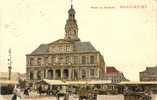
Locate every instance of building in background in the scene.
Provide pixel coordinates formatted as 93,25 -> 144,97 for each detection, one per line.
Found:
140,66 -> 157,81
26,4 -> 106,83
104,66 -> 128,83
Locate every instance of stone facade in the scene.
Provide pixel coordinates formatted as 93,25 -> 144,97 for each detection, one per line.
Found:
140,66 -> 157,81
26,5 -> 106,82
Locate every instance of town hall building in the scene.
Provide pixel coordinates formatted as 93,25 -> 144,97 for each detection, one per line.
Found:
26,4 -> 106,83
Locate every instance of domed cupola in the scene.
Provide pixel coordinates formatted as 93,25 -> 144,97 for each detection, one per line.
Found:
68,5 -> 75,20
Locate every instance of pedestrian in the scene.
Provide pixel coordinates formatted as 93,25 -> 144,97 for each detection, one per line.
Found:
11,93 -> 17,100
24,88 -> 29,96
11,93 -> 21,100
139,88 -> 152,100
38,85 -> 42,95
64,92 -> 69,100
57,93 -> 60,100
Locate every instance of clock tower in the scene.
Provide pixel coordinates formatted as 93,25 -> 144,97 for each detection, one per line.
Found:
64,4 -> 80,41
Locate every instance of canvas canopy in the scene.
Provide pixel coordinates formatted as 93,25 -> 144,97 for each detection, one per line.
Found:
43,79 -> 66,85
66,81 -> 87,85
42,79 -> 111,85
87,80 -> 111,85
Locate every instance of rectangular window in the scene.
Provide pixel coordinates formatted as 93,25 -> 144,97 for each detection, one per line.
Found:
90,69 -> 95,77
90,56 -> 95,64
81,56 -> 86,64
74,56 -> 78,64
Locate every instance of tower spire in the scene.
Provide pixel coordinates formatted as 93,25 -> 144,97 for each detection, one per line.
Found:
64,0 -> 80,41
71,0 -> 73,6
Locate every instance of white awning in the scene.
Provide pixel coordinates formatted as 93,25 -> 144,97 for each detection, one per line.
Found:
43,79 -> 66,85
43,79 -> 111,85
87,80 -> 111,85
66,81 -> 87,85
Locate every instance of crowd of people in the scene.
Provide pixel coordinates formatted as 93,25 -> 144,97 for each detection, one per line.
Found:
11,84 -> 152,100
11,84 -> 98,100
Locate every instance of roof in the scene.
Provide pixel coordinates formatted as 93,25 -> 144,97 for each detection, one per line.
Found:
141,66 -> 157,73
106,66 -> 120,74
74,41 -> 96,52
31,44 -> 48,55
30,41 -> 97,55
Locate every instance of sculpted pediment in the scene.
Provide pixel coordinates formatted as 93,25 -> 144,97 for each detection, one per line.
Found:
48,39 -> 73,53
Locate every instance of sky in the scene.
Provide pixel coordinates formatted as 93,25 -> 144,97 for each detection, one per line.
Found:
0,0 -> 157,81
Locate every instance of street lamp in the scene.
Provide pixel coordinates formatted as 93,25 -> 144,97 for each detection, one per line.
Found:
8,48 -> 12,80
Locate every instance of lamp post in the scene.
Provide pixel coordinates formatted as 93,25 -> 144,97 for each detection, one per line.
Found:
8,48 -> 12,80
